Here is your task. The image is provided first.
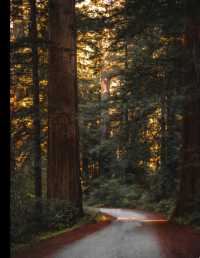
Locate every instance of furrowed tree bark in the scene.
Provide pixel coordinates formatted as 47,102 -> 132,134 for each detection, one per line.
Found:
30,0 -> 42,203
173,0 -> 200,217
47,0 -> 82,213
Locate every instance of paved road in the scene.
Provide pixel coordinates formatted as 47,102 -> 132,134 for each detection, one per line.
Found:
52,208 -> 170,258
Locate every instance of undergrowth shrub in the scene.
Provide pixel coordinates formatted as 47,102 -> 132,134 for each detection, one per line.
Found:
39,199 -> 79,231
83,175 -> 176,219
83,176 -> 143,208
174,197 -> 200,230
11,173 -> 79,245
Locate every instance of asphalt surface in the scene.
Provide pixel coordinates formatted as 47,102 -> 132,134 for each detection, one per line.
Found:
52,208 -> 168,258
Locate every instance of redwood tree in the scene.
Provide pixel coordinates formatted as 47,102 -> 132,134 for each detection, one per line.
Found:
173,0 -> 200,216
47,0 -> 82,213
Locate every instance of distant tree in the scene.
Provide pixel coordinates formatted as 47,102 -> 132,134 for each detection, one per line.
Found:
29,0 -> 42,205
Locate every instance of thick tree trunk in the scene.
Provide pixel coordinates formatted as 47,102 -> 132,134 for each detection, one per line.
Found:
47,0 -> 82,213
174,95 -> 200,216
173,1 -> 200,216
30,0 -> 42,201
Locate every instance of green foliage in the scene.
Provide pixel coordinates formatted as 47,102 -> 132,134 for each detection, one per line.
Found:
174,197 -> 200,230
10,173 -> 79,245
153,199 -> 176,217
84,175 -> 176,219
84,176 -> 144,208
39,199 -> 79,231
175,212 -> 200,230
147,173 -> 177,201
11,173 -> 36,243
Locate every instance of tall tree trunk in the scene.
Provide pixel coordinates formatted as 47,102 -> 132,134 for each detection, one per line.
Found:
30,0 -> 42,202
10,133 -> 16,175
123,3 -> 131,179
99,72 -> 110,175
173,1 -> 200,216
100,74 -> 110,139
99,25 -> 111,175
160,94 -> 167,172
160,92 -> 177,197
47,0 -> 82,213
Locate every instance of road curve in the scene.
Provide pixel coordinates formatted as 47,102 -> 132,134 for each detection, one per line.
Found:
52,208 -> 200,258
13,208 -> 200,258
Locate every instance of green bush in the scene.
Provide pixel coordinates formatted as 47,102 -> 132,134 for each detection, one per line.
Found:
83,176 -> 143,208
10,173 -> 36,243
83,175 -> 177,218
39,199 -> 79,231
11,197 -> 79,244
154,199 -> 176,217
10,174 -> 79,245
174,197 -> 200,230
147,172 -> 177,201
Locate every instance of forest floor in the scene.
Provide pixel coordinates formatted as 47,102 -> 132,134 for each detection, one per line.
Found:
12,208 -> 200,258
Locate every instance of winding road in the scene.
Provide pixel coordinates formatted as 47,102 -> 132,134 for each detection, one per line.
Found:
14,208 -> 200,258
52,208 -> 200,258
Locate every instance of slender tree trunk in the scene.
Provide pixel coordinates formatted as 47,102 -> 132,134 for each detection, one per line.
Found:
82,156 -> 89,177
160,94 -> 167,172
47,0 -> 82,214
10,134 -> 16,175
123,0 -> 133,180
30,0 -> 42,202
99,28 -> 111,175
100,74 -> 110,139
99,73 -> 110,175
160,92 -> 177,196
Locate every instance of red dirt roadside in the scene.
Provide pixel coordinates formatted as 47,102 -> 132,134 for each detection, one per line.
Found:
12,213 -> 114,258
152,222 -> 200,258
12,209 -> 200,258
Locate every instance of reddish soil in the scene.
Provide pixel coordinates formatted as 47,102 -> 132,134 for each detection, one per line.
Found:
12,213 -> 114,258
152,222 -> 200,258
137,209 -> 200,258
12,210 -> 200,258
